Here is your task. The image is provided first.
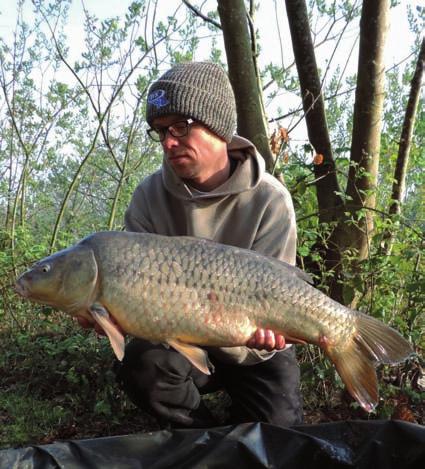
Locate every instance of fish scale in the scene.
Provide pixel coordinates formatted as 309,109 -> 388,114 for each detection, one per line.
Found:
15,230 -> 414,412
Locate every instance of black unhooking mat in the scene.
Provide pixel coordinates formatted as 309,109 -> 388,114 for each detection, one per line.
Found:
1,420 -> 424,468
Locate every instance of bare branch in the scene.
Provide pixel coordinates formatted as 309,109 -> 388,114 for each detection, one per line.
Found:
297,205 -> 424,239
380,37 -> 425,255
182,0 -> 222,30
319,0 -> 360,92
274,0 -> 285,70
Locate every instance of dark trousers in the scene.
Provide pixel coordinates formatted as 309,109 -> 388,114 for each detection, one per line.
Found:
115,338 -> 303,428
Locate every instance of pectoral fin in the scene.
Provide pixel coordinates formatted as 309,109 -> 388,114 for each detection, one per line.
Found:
167,339 -> 212,375
89,304 -> 125,361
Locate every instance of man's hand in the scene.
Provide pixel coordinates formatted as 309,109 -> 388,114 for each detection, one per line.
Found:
246,328 -> 286,351
76,316 -> 106,335
75,314 -> 125,337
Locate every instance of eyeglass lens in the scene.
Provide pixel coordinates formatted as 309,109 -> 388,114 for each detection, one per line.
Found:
148,120 -> 191,142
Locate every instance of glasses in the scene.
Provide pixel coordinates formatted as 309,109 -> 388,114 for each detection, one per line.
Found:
147,118 -> 194,142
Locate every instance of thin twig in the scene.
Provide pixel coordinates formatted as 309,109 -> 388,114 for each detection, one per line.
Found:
274,0 -> 285,70
182,0 -> 221,29
297,205 -> 424,239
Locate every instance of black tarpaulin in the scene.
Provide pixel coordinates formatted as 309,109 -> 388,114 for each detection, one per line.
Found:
1,420 -> 424,468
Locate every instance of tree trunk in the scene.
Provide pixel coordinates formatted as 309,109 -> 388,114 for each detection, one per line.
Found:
285,0 -> 343,223
327,0 -> 390,303
382,38 -> 425,255
346,0 -> 389,249
217,0 -> 275,170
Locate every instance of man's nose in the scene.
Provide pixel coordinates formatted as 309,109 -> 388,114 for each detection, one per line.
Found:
161,132 -> 180,150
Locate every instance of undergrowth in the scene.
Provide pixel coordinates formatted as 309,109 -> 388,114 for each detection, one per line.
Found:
0,319 -> 159,449
0,315 -> 422,450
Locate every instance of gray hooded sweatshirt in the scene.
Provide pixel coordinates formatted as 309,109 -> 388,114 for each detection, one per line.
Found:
125,135 -> 297,365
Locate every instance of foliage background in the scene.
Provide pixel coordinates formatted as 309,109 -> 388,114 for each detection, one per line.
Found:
0,0 -> 423,448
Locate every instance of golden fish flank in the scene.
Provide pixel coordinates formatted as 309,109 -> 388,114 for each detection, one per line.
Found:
15,231 -> 414,413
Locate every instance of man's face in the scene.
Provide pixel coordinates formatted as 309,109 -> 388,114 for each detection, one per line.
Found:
151,115 -> 227,185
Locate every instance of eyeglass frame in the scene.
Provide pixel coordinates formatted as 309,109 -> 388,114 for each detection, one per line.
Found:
147,118 -> 195,142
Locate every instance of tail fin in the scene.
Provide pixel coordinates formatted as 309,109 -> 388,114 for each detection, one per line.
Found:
324,313 -> 413,412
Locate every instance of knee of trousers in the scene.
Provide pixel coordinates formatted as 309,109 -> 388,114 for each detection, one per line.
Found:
114,339 -> 199,409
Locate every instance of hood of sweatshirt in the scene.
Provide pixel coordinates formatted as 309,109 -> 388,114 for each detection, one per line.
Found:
161,135 -> 265,200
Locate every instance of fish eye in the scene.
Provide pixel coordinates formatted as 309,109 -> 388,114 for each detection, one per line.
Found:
40,264 -> 51,273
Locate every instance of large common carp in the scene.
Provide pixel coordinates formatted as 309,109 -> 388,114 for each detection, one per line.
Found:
15,231 -> 413,412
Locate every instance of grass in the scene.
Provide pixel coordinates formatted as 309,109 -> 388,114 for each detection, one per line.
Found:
0,308 -> 423,450
0,318 -> 160,449
0,393 -> 71,448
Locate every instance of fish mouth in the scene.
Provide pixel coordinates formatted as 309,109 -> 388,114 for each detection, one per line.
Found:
15,280 -> 29,298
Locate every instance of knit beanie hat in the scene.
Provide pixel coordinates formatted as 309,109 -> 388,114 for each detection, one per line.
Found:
146,62 -> 237,143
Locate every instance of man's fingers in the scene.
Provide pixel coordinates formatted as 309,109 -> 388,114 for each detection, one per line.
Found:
255,328 -> 265,345
75,315 -> 106,336
76,316 -> 93,329
94,322 -> 106,336
264,329 -> 275,351
275,334 -> 286,350
246,328 -> 286,351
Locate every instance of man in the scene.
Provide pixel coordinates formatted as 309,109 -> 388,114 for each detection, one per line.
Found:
82,61 -> 302,428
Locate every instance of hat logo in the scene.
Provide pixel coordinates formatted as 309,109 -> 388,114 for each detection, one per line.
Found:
147,89 -> 169,108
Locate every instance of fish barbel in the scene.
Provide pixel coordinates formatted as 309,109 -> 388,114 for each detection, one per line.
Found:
15,231 -> 413,412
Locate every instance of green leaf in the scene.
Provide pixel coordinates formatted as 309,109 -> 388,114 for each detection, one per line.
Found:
298,245 -> 310,257
343,285 -> 355,305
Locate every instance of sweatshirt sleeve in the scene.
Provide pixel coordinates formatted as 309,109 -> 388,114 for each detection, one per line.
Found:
124,184 -> 155,233
252,179 -> 297,266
